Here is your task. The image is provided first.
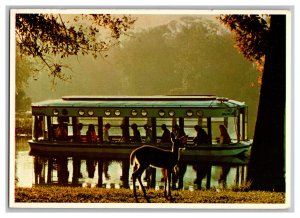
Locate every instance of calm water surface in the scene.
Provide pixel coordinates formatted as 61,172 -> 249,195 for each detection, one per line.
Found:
15,137 -> 247,190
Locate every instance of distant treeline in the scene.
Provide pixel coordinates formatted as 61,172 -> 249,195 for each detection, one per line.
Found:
15,112 -> 32,136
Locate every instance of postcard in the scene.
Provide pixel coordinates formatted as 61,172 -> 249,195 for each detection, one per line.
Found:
9,8 -> 291,209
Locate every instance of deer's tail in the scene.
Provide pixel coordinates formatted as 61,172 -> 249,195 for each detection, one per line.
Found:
130,149 -> 137,165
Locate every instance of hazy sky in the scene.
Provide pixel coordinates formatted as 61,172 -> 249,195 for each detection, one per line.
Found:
57,11 -> 220,32
130,14 -> 219,31
133,14 -> 187,29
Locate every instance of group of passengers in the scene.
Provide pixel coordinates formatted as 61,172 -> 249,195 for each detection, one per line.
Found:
55,118 -> 231,146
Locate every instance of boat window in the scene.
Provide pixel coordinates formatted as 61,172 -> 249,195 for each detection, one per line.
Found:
105,109 -> 111,116
53,109 -> 59,116
156,118 -> 173,137
78,109 -> 85,116
210,117 -> 238,144
183,118 -> 200,138
131,109 -> 138,116
186,110 -> 193,117
114,109 -> 121,116
88,110 -> 94,116
103,117 -> 124,142
129,118 -> 149,140
229,116 -> 238,142
216,117 -> 237,142
158,110 -> 165,117
50,116 -> 71,141
141,109 -> 148,117
196,110 -> 203,117
76,117 -> 99,141
168,110 -> 175,117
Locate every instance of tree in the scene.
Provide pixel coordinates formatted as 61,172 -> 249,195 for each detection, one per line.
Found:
15,13 -> 135,86
220,15 -> 286,191
15,49 -> 34,111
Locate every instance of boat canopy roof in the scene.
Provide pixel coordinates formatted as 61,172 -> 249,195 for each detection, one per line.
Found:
31,95 -> 247,118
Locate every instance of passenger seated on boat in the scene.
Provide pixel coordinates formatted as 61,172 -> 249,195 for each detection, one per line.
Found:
218,124 -> 231,144
160,124 -> 171,143
131,123 -> 141,142
143,124 -> 154,181
143,124 -> 152,143
171,124 -> 180,138
86,124 -> 97,143
171,124 -> 187,187
119,123 -> 130,142
193,125 -> 209,145
75,123 -> 83,142
172,124 -> 186,138
103,123 -> 111,143
55,124 -> 68,141
54,116 -> 69,141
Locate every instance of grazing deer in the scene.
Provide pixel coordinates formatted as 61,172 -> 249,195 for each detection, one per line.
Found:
130,135 -> 187,203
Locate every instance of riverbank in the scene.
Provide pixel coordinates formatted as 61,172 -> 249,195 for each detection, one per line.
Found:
15,186 -> 285,204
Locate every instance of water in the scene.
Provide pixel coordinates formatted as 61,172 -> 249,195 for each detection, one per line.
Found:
15,137 -> 248,190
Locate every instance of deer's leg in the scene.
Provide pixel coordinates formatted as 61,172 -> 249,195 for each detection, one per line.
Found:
163,169 -> 167,198
133,165 -> 150,203
132,167 -> 139,203
137,171 -> 150,203
167,168 -> 173,200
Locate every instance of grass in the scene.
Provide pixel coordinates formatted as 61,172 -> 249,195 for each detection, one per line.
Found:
15,186 -> 285,204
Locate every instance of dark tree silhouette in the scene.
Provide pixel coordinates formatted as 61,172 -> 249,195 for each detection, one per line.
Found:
220,15 -> 286,191
248,15 -> 286,192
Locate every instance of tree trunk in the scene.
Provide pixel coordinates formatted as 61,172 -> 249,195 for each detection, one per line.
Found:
247,15 -> 286,192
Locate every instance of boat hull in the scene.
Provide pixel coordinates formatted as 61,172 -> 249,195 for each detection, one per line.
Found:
28,140 -> 252,163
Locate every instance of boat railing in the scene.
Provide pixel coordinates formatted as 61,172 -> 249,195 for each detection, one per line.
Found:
30,138 -> 251,149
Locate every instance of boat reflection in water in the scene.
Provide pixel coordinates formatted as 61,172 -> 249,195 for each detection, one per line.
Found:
29,153 -> 249,190
26,95 -> 252,190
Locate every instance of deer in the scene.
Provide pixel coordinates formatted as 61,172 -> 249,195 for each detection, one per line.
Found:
129,135 -> 187,203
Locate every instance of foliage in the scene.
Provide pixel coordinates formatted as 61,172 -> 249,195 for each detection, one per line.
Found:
15,13 -> 136,86
15,90 -> 31,112
114,17 -> 259,95
16,50 -> 33,111
218,15 -> 270,68
16,49 -> 34,93
15,187 -> 285,203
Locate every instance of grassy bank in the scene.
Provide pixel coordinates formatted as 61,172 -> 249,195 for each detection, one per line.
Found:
15,186 -> 285,204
